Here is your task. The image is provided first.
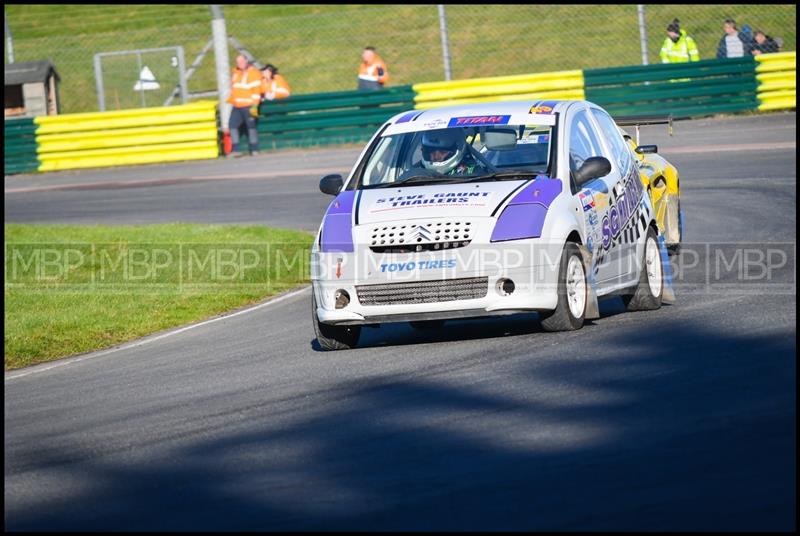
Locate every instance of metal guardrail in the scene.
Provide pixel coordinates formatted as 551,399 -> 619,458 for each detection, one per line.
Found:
584,57 -> 759,117
256,86 -> 415,150
33,101 -> 218,172
755,51 -> 796,111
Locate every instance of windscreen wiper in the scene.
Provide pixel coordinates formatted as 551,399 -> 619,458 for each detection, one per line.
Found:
463,170 -> 543,182
368,174 -> 465,188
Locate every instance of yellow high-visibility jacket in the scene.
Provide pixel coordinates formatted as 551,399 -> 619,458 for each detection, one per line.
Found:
660,30 -> 700,63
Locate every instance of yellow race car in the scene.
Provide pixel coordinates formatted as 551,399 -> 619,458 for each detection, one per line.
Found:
618,120 -> 682,255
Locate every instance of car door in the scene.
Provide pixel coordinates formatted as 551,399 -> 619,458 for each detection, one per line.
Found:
589,106 -> 641,285
565,105 -> 625,290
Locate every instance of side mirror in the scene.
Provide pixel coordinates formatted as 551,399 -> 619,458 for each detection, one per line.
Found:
319,174 -> 344,195
574,156 -> 612,186
635,144 -> 658,154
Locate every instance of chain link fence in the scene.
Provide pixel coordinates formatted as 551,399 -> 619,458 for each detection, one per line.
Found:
5,4 -> 796,114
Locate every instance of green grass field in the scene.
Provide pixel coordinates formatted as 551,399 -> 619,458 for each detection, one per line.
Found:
4,223 -> 314,370
6,4 -> 795,113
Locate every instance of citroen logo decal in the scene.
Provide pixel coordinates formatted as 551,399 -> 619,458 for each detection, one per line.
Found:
409,225 -> 431,242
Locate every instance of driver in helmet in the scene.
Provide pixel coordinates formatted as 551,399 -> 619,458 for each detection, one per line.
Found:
420,128 -> 480,176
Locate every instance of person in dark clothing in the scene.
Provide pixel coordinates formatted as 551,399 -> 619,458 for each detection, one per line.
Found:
716,19 -> 754,59
751,31 -> 781,55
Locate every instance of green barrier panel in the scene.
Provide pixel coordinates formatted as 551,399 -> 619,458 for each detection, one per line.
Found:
584,57 -> 754,83
258,114 -> 398,135
605,96 -> 758,118
588,75 -> 756,100
250,86 -> 414,152
4,117 -> 39,175
261,86 -> 414,113
267,85 -> 414,104
590,80 -> 758,106
257,107 -> 408,135
585,56 -> 758,118
259,104 -> 408,130
259,130 -> 377,151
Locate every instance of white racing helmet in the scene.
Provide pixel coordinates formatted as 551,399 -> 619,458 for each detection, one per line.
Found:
421,129 -> 466,175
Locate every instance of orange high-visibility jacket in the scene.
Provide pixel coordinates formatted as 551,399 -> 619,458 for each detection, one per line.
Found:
227,66 -> 262,107
358,55 -> 389,85
262,73 -> 291,101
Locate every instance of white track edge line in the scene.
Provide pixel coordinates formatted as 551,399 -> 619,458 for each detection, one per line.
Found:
5,285 -> 312,381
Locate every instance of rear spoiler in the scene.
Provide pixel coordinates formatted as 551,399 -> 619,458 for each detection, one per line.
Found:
614,114 -> 684,145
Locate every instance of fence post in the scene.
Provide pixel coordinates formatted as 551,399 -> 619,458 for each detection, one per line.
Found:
637,4 -> 649,66
94,54 -> 106,111
210,5 -> 231,130
4,7 -> 13,64
437,5 -> 453,81
176,46 -> 188,104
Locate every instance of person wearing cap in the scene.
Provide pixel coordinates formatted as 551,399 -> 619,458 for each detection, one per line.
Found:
260,64 -> 291,101
357,46 -> 389,91
716,19 -> 754,59
659,19 -> 700,64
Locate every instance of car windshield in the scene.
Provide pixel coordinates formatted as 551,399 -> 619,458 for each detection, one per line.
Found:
355,124 -> 553,189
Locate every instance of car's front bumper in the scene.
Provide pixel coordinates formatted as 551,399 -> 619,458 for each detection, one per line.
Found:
313,264 -> 560,325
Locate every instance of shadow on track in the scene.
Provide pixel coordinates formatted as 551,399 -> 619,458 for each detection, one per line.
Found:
6,321 -> 795,531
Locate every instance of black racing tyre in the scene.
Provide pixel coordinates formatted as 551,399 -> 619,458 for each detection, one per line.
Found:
409,320 -> 446,330
621,226 -> 663,311
539,242 -> 587,332
312,291 -> 361,350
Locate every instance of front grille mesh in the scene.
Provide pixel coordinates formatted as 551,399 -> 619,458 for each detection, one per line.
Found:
356,277 -> 489,306
370,220 -> 473,247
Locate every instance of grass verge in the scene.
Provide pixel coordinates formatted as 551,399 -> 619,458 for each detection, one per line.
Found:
6,5 -> 795,113
4,223 -> 314,370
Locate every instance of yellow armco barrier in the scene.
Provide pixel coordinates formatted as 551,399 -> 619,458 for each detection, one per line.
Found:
412,70 -> 584,110
34,101 -> 219,172
755,52 -> 796,111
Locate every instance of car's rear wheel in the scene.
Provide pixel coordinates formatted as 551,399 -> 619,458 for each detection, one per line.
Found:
622,226 -> 663,311
540,242 -> 586,332
312,291 -> 361,350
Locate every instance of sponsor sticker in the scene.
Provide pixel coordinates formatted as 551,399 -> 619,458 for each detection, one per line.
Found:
518,134 -> 550,144
448,115 -> 511,127
579,190 -> 595,212
370,191 -> 492,211
422,118 -> 447,129
529,105 -> 554,114
380,259 -> 457,272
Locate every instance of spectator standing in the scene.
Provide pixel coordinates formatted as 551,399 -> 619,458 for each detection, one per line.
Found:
752,30 -> 781,55
717,19 -> 754,59
261,64 -> 291,101
659,19 -> 700,63
357,46 -> 389,91
226,54 -> 261,157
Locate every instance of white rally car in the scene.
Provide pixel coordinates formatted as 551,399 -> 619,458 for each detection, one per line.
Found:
311,100 -> 675,350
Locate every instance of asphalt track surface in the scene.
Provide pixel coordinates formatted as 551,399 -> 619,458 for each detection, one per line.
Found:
4,112 -> 796,530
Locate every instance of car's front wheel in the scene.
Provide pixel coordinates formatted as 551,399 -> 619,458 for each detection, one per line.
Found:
539,242 -> 587,332
312,291 -> 361,350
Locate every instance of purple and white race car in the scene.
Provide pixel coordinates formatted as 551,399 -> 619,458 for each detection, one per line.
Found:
311,100 -> 675,350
